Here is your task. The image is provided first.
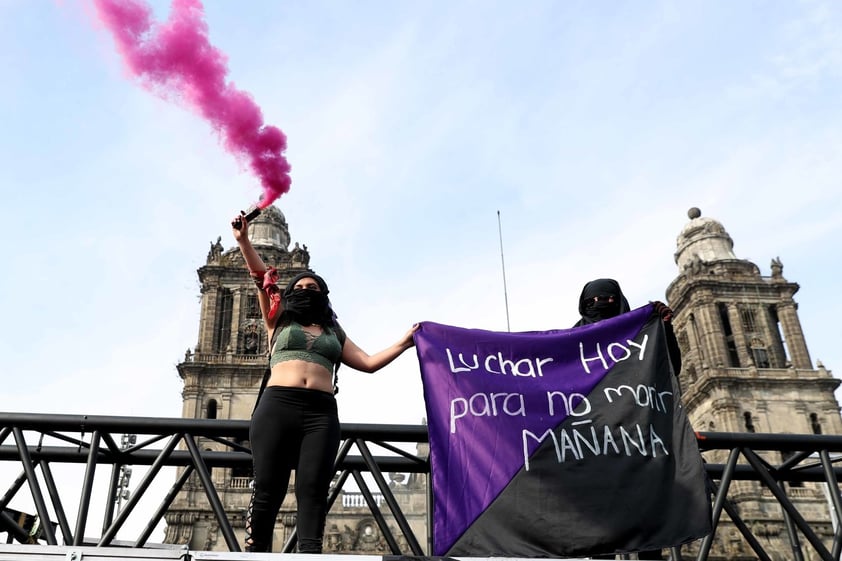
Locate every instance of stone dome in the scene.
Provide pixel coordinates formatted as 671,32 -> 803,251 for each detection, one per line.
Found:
674,207 -> 737,269
248,204 -> 290,250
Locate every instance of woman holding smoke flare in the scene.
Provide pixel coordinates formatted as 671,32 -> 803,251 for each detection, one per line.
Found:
231,212 -> 418,553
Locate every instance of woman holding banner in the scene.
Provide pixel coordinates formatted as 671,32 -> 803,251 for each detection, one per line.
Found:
231,212 -> 418,553
574,278 -> 681,375
574,278 -> 679,560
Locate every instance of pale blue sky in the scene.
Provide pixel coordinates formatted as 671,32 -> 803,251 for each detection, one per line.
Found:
0,0 -> 840,430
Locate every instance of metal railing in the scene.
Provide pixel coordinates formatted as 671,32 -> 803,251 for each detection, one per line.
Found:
0,413 -> 427,555
1,413 -> 842,560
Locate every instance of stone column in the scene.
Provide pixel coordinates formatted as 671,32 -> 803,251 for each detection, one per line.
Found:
180,371 -> 201,419
231,288 -> 243,354
198,284 -> 220,354
727,303 -> 753,368
776,302 -> 812,370
698,299 -> 732,369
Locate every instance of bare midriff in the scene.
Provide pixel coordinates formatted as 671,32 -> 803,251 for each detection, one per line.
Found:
267,360 -> 335,394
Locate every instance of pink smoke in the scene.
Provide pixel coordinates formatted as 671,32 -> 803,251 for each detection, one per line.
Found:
93,0 -> 290,208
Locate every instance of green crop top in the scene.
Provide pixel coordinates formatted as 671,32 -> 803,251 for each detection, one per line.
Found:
269,321 -> 343,372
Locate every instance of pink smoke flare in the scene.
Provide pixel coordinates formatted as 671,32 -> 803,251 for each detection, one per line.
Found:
93,0 -> 290,208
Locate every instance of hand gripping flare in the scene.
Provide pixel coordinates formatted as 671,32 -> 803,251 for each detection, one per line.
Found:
232,205 -> 262,230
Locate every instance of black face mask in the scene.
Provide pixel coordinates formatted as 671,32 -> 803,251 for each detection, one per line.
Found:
283,289 -> 329,325
582,297 -> 621,322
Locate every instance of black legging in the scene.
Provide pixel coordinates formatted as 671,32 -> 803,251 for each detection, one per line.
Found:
246,386 -> 340,553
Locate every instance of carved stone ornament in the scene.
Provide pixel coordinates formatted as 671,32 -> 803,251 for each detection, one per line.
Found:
770,256 -> 783,278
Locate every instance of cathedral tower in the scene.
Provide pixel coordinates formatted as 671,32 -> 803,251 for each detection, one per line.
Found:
666,207 -> 840,560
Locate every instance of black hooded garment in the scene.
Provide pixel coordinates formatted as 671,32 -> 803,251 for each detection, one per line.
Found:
573,278 -> 682,376
574,278 -> 631,326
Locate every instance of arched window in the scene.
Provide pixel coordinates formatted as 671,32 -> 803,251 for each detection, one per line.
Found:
743,412 -> 755,433
232,438 -> 253,478
207,399 -> 218,419
205,447 -> 214,478
810,413 -> 822,435
718,303 -> 740,367
214,288 -> 233,352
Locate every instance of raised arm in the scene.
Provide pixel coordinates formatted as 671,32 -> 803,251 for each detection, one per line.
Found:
232,214 -> 268,272
231,214 -> 276,329
341,324 -> 420,373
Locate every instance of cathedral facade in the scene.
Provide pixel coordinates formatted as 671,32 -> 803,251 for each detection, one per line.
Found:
163,205 -> 839,559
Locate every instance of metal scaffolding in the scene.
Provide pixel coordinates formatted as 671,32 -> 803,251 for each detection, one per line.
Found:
1,412 -> 842,560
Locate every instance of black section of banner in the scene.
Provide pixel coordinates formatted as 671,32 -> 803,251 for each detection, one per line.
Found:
447,316 -> 711,557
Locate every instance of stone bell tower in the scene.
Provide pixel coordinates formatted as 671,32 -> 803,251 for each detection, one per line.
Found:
665,207 -> 841,560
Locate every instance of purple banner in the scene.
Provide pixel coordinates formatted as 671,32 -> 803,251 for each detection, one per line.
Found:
414,305 -> 711,557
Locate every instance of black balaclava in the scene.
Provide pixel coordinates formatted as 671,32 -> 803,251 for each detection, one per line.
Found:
281,271 -> 334,326
574,278 -> 631,326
